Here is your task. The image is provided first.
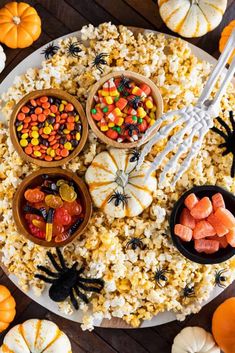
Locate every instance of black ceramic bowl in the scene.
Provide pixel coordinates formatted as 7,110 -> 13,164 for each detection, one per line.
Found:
170,185 -> 235,264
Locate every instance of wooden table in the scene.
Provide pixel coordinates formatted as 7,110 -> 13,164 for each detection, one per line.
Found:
0,1 -> 234,352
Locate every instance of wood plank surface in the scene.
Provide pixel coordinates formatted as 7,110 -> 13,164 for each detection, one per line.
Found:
0,1 -> 235,352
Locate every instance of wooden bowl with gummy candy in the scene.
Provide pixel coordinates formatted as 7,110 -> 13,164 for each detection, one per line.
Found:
13,168 -> 92,247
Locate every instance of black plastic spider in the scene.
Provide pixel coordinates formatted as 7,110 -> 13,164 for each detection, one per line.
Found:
126,237 -> 145,250
154,268 -> 170,287
129,148 -> 140,163
41,42 -> 60,60
183,284 -> 195,298
92,53 -> 108,73
123,123 -> 140,137
211,111 -> 235,177
215,269 -> 227,288
66,39 -> 82,57
108,191 -> 129,207
117,75 -> 131,92
128,95 -> 142,110
35,248 -> 104,310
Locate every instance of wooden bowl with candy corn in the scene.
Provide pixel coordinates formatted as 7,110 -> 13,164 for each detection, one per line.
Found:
10,89 -> 88,167
13,168 -> 92,247
86,71 -> 163,148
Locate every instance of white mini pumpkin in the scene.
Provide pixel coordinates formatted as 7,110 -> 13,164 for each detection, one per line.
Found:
0,319 -> 72,353
0,44 -> 6,73
158,0 -> 227,38
172,326 -> 220,353
85,148 -> 157,218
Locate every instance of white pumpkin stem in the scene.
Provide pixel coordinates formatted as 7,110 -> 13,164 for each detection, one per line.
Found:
12,16 -> 21,25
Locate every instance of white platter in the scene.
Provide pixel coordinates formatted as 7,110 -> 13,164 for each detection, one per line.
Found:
0,27 -> 233,328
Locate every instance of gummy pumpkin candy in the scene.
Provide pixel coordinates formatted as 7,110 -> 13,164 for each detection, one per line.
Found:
0,285 -> 16,333
212,297 -> 235,353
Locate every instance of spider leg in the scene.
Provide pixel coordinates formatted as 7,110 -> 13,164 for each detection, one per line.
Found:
47,251 -> 62,272
231,154 -> 235,178
37,265 -> 59,278
219,142 -> 227,148
211,126 -> 227,140
56,248 -> 67,269
34,274 -> 57,283
98,65 -> 103,74
74,286 -> 89,304
229,111 -> 235,131
69,288 -> 79,310
155,278 -> 163,288
72,262 -> 78,270
218,283 -> 226,289
78,277 -> 104,287
77,266 -> 85,275
222,150 -> 230,156
78,282 -> 103,293
216,116 -> 232,135
217,269 -> 226,275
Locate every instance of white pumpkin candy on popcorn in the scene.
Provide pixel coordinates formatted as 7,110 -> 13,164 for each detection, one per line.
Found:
158,0 -> 227,38
0,319 -> 72,353
85,148 -> 157,218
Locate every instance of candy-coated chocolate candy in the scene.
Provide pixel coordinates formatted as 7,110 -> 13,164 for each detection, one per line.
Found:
20,139 -> 28,147
15,95 -> 82,162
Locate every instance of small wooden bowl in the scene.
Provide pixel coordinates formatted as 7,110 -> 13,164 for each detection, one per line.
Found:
10,89 -> 88,167
170,185 -> 235,264
86,71 -> 163,149
13,168 -> 92,247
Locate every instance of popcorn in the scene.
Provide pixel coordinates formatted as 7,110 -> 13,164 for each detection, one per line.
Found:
0,23 -> 234,331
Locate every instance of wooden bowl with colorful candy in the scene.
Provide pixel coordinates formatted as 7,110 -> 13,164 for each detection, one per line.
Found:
10,89 -> 88,167
86,71 -> 163,148
13,168 -> 92,247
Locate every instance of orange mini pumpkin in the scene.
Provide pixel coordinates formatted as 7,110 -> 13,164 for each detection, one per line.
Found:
219,20 -> 235,64
212,297 -> 235,353
0,285 -> 16,333
0,2 -> 41,49
0,285 -> 16,332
